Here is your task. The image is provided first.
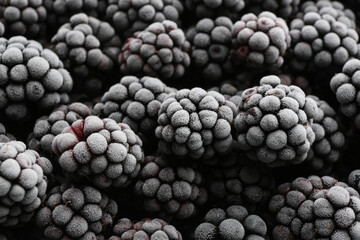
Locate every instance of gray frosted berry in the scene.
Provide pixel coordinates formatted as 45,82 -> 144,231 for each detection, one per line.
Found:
51,13 -> 121,82
0,36 -> 72,122
231,11 -> 291,71
234,75 -> 317,167
52,116 -> 144,189
195,205 -> 268,240
134,156 -> 207,220
36,184 -> 118,239
269,175 -> 360,240
119,20 -> 190,81
156,87 -> 236,160
0,141 -> 51,227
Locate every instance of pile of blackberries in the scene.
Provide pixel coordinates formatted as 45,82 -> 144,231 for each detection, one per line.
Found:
3,0 -> 360,240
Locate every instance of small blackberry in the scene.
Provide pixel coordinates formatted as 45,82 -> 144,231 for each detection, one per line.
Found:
93,76 -> 175,152
244,0 -> 300,19
0,36 -> 72,122
134,156 -> 208,220
231,11 -> 291,71
234,75 -> 317,167
330,59 -> 360,129
0,141 -> 51,227
27,102 -> 92,158
52,116 -> 144,189
44,0 -> 107,36
35,184 -> 118,240
51,13 -> 121,83
186,17 -> 236,83
194,205 -> 268,240
155,87 -> 237,160
305,95 -> 345,175
0,0 -> 47,39
208,82 -> 244,109
288,1 -> 359,74
208,152 -> 275,212
184,0 -> 245,21
300,0 -> 356,29
109,218 -> 183,239
269,176 -> 360,239
119,20 -> 191,81
105,0 -> 184,40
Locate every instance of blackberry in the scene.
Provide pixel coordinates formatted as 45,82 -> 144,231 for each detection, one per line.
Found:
186,17 -> 236,83
208,152 -> 275,212
0,0 -> 47,39
155,87 -> 237,160
288,1 -> 359,74
0,36 -> 72,123
269,176 -> 360,239
52,116 -> 144,189
183,0 -> 245,21
109,218 -> 183,239
348,170 -> 360,192
93,76 -> 175,152
231,11 -> 291,71
0,123 -> 15,143
119,20 -> 190,81
305,95 -> 345,175
194,205 -> 268,240
27,102 -> 92,159
44,0 -> 107,36
51,13 -> 121,81
234,75 -> 317,167
105,0 -> 184,40
0,141 -> 51,227
134,156 -> 208,220
35,184 -> 118,240
300,0 -> 356,30
330,59 -> 360,129
244,0 -> 300,19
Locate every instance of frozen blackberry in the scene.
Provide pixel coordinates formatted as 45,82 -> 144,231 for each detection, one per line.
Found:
330,59 -> 360,129
184,0 -> 245,21
0,36 -> 72,122
27,102 -> 92,158
234,75 -> 318,167
155,87 -> 237,160
269,176 -> 360,239
305,96 -> 345,175
288,2 -> 359,74
244,0 -> 300,19
0,123 -> 15,143
35,183 -> 118,240
109,218 -> 183,239
300,0 -> 356,30
231,11 -> 291,71
0,0 -> 47,38
44,0 -> 107,36
0,141 -> 51,227
209,152 -> 275,211
194,205 -> 268,240
348,170 -> 360,192
119,20 -> 190,81
52,116 -> 144,189
106,0 -> 183,40
186,17 -> 236,83
134,156 -> 208,220
93,76 -> 175,152
51,13 -> 121,81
